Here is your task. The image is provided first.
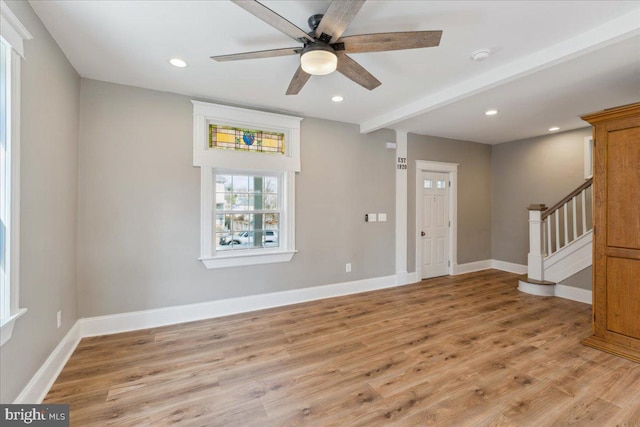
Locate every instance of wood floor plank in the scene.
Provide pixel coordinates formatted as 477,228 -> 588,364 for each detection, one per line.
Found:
43,270 -> 640,426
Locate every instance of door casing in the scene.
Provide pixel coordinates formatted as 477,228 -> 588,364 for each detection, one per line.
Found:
415,160 -> 458,279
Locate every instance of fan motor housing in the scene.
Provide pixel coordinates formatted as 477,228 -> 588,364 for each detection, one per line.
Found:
308,14 -> 324,31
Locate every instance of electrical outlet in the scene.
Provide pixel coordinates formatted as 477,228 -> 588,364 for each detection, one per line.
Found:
56,311 -> 62,328
346,263 -> 351,273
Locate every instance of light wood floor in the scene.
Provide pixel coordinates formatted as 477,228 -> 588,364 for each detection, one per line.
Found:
45,270 -> 640,426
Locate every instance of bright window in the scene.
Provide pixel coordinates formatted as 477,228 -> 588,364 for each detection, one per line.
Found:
209,125 -> 285,154
215,173 -> 281,251
1,1 -> 31,346
0,39 -> 10,323
192,101 -> 302,269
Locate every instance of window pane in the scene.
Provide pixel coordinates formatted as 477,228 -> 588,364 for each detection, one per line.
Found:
264,213 -> 279,230
214,172 -> 282,252
233,194 -> 248,211
209,125 -> 285,155
232,214 -> 252,232
264,176 -> 278,193
263,214 -> 279,248
264,194 -> 278,210
232,175 -> 249,192
424,180 -> 432,189
216,233 -> 232,251
249,176 -> 260,193
437,180 -> 446,189
223,193 -> 233,211
217,175 -> 231,191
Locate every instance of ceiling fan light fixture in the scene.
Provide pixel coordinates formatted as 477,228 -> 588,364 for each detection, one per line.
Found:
301,44 -> 337,76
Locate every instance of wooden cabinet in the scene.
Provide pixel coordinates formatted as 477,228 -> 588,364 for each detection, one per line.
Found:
581,102 -> 640,363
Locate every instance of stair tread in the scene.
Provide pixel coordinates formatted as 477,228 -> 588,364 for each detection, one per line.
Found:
517,274 -> 555,286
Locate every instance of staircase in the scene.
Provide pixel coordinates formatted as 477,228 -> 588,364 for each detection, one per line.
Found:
518,178 -> 593,302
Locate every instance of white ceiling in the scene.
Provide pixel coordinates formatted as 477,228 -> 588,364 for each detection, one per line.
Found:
29,0 -> 640,144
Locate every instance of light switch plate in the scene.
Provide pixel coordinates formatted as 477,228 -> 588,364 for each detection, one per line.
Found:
368,213 -> 377,222
378,213 -> 387,222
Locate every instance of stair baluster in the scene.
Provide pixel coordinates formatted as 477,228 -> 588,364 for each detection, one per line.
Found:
528,178 -> 593,281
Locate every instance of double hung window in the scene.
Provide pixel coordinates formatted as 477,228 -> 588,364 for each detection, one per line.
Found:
1,2 -> 31,346
192,101 -> 302,269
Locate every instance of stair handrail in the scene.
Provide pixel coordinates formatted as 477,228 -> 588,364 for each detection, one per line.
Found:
527,177 -> 593,281
541,178 -> 593,220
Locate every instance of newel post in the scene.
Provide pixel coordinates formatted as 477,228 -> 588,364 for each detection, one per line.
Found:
527,204 -> 547,281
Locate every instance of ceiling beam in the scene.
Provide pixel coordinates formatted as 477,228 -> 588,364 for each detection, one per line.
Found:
359,9 -> 640,134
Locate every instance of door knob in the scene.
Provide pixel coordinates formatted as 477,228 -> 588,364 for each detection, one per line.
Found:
421,231 -> 426,236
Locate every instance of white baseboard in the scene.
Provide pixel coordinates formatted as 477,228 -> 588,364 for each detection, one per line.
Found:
453,259 -> 527,275
80,274 -> 399,338
491,259 -> 528,274
406,271 -> 419,284
454,260 -> 493,275
13,321 -> 82,404
397,270 -> 418,286
14,265 -> 586,404
518,281 -> 592,305
16,274 -> 401,402
555,284 -> 592,305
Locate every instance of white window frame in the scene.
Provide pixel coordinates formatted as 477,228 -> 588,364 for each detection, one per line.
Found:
584,136 -> 594,179
192,101 -> 302,269
1,0 -> 32,347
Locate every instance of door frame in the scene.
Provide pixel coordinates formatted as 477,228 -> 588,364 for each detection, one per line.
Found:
415,160 -> 458,279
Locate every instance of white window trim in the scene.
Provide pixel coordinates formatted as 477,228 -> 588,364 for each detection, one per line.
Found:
192,101 -> 302,269
1,0 -> 32,347
584,136 -> 594,179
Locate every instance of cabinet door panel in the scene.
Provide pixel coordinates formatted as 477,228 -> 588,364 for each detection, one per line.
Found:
606,257 -> 640,339
607,127 -> 640,249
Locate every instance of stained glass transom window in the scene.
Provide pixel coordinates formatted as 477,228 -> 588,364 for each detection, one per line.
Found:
209,125 -> 285,154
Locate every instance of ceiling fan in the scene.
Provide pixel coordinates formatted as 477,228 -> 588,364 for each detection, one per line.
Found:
211,0 -> 443,95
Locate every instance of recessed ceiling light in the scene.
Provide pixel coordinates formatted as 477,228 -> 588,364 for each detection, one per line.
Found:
485,109 -> 498,116
548,127 -> 560,132
471,49 -> 491,62
169,58 -> 187,68
331,95 -> 344,102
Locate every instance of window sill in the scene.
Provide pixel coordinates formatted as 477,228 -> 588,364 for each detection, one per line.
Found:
0,308 -> 27,347
200,250 -> 296,269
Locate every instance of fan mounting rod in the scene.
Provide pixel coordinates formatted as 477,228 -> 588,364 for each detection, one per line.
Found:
308,14 -> 324,31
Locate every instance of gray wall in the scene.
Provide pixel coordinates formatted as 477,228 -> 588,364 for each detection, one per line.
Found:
0,1 -> 80,403
0,1 -> 596,402
77,79 -> 395,317
407,134 -> 492,272
562,266 -> 592,290
492,128 -> 592,266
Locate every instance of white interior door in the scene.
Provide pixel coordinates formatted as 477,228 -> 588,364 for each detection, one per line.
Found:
421,171 -> 449,279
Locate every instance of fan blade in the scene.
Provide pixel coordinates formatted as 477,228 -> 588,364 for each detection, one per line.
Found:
336,52 -> 381,91
338,31 -> 442,53
315,0 -> 366,43
286,66 -> 311,95
211,47 -> 300,62
231,0 -> 314,43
